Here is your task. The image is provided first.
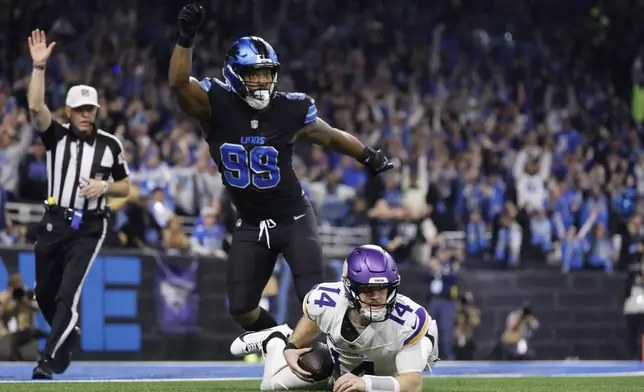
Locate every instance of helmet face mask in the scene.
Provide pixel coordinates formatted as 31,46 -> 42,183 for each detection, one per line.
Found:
223,37 -> 280,110
344,280 -> 399,323
342,245 -> 400,323
239,67 -> 278,109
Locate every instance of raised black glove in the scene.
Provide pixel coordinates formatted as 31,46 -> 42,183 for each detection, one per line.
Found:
177,3 -> 205,47
360,146 -> 394,176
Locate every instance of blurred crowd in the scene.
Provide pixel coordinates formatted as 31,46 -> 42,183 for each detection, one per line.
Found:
1,0 -> 644,275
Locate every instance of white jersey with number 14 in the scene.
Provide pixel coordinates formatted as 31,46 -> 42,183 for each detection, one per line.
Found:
303,281 -> 435,377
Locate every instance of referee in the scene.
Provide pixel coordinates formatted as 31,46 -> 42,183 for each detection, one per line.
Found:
27,30 -> 131,379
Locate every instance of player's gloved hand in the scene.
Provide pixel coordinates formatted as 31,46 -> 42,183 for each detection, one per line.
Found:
283,345 -> 315,382
360,146 -> 394,176
177,3 -> 205,46
333,372 -> 367,392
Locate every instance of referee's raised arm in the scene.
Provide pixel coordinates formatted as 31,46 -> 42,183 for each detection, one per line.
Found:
27,29 -> 54,132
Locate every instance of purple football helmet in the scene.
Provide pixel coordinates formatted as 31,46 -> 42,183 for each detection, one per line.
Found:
342,244 -> 400,322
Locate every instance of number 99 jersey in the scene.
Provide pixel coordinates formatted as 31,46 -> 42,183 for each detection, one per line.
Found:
199,77 -> 317,221
303,282 -> 436,378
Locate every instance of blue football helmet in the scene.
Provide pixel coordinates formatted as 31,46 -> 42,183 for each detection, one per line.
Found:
223,36 -> 280,110
342,245 -> 400,322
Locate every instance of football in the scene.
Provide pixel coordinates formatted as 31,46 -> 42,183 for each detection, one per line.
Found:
297,342 -> 334,382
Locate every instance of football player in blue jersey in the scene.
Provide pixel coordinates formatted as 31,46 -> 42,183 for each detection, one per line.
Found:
168,3 -> 394,336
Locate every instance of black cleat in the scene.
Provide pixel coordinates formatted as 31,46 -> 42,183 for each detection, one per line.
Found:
32,356 -> 54,380
52,326 -> 81,374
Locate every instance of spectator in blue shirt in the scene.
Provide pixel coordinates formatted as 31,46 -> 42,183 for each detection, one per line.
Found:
18,137 -> 47,202
580,185 -> 609,230
527,208 -> 552,261
427,248 -> 460,360
0,186 -> 14,246
587,223 -> 615,273
338,155 -> 367,191
481,174 -> 505,223
455,169 -> 484,226
561,206 -> 599,272
492,203 -> 522,267
190,206 -> 227,258
466,210 -> 488,259
550,181 -> 582,239
554,118 -> 582,156
426,171 -> 458,232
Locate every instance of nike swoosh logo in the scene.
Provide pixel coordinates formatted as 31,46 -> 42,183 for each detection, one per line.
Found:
411,319 -> 418,330
293,214 -> 306,220
238,331 -> 253,342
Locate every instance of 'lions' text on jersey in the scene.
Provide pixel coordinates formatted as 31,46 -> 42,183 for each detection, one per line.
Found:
198,77 -> 316,222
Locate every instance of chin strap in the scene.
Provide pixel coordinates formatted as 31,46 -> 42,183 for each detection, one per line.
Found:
359,307 -> 388,322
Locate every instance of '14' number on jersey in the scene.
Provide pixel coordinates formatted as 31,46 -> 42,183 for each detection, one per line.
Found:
313,286 -> 341,308
389,302 -> 413,326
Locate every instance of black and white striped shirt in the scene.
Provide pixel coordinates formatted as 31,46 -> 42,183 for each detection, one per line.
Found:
41,121 -> 130,211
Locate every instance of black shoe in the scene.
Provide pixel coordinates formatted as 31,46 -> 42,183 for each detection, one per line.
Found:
51,326 -> 81,374
32,356 -> 54,380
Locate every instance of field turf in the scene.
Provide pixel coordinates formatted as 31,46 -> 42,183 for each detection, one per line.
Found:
2,377 -> 644,391
0,361 -> 642,391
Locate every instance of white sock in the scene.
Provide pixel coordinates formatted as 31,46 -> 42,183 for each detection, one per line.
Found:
262,336 -> 288,385
260,297 -> 270,311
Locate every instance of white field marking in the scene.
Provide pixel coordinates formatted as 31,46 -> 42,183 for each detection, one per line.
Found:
0,377 -> 260,384
430,372 -> 644,378
0,360 -> 640,367
3,372 -> 644,384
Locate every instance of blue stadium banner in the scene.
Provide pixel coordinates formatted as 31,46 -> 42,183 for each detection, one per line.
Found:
0,248 -> 231,360
0,248 -> 629,360
80,255 -> 142,351
0,249 -> 142,352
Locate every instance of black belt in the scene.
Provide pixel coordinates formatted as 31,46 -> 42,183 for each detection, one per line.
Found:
46,206 -> 109,221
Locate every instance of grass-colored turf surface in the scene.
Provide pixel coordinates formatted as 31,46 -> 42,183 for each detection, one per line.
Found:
4,377 -> 644,391
2,361 -> 643,391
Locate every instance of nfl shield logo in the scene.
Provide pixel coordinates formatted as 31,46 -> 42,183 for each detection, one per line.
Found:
94,173 -> 104,181
250,119 -> 259,129
81,88 -> 90,97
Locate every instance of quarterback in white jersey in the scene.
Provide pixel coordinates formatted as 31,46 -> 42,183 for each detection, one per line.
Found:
229,245 -> 439,392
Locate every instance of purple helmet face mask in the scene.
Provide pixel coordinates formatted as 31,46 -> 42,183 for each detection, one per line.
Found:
342,245 -> 400,322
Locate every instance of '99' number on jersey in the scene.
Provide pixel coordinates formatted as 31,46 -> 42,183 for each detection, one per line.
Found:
219,143 -> 280,189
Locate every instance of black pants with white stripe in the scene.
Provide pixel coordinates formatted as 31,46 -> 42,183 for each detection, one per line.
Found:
34,210 -> 107,360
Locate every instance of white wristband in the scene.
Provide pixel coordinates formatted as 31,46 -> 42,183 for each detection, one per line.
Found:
102,181 -> 109,195
363,375 -> 372,392
362,375 -> 400,392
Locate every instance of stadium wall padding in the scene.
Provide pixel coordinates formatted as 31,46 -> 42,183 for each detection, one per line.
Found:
0,248 -> 630,360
